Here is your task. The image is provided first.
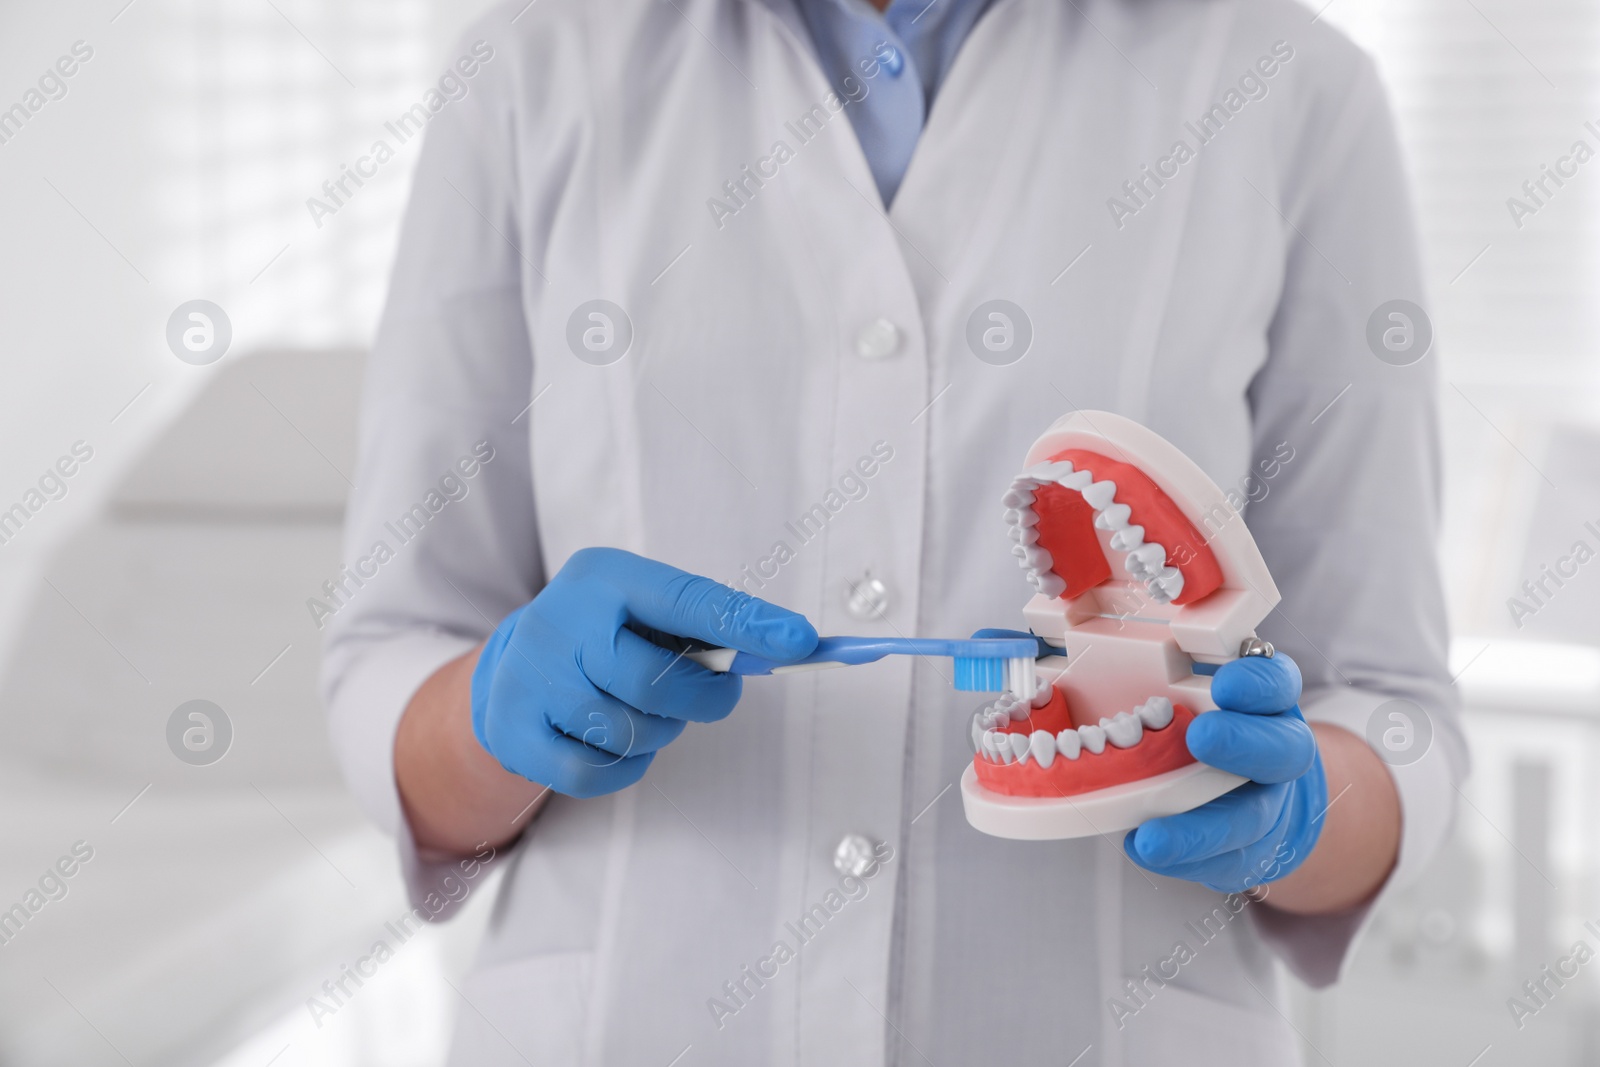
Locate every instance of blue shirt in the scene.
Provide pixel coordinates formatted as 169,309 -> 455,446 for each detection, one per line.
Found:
796,0 -> 998,204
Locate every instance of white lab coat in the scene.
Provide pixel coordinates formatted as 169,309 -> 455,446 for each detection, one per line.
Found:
322,0 -> 1466,1062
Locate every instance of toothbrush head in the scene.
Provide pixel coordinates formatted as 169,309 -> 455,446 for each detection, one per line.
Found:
951,640 -> 1040,694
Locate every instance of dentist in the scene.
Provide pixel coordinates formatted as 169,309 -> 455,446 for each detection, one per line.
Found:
322,0 -> 1464,1062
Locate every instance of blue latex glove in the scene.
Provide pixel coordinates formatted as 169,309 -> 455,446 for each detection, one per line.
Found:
471,547 -> 818,798
1123,653 -> 1326,893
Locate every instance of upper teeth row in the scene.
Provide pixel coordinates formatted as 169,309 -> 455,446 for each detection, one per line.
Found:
1002,460 -> 1185,605
971,696 -> 1175,767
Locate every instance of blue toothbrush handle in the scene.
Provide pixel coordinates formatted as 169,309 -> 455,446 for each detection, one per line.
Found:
685,637 -> 901,676
684,635 -> 1037,676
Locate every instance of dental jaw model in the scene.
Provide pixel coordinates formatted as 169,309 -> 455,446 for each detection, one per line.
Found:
960,411 -> 1281,840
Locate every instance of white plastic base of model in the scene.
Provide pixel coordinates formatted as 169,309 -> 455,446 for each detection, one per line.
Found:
959,761 -> 1246,841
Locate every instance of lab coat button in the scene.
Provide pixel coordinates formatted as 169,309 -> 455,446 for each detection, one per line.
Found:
855,318 -> 901,361
833,833 -> 877,877
845,574 -> 890,620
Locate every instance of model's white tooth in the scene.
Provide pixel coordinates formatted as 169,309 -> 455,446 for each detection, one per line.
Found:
1078,723 -> 1106,755
1009,733 -> 1032,764
1155,567 -> 1184,599
1139,697 -> 1175,730
1022,545 -> 1051,569
1055,728 -> 1081,759
1127,543 -> 1166,571
1056,469 -> 1093,490
1146,580 -> 1175,604
986,730 -> 1013,763
1094,503 -> 1132,530
1009,526 -> 1040,545
1031,684 -> 1053,708
1016,509 -> 1040,528
1082,480 -> 1117,510
1024,462 -> 1060,482
1109,525 -> 1145,551
1003,508 -> 1020,525
1103,711 -> 1144,748
1011,543 -> 1028,559
1004,693 -> 1029,722
1029,730 -> 1056,769
1036,573 -> 1067,598
1002,486 -> 1035,508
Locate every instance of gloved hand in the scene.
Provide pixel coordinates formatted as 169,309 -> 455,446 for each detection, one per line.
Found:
1124,653 -> 1326,893
471,547 -> 818,798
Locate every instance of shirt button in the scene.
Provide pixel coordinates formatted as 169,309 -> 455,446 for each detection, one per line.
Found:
833,833 -> 878,877
855,318 -> 901,361
845,573 -> 890,620
880,47 -> 905,78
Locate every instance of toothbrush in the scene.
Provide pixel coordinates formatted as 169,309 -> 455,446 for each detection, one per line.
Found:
685,635 -> 1041,695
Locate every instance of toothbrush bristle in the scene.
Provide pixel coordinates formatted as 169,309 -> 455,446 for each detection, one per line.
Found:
1005,656 -> 1038,700
952,656 -> 1007,692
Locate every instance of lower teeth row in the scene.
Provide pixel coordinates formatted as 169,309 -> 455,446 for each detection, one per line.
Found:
972,696 -> 1175,768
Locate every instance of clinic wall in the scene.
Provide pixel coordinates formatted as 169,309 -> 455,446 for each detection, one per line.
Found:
0,0 -> 497,594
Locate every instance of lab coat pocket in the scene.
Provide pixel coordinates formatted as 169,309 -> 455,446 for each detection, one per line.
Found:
445,950 -> 594,1067
1118,981 -> 1301,1066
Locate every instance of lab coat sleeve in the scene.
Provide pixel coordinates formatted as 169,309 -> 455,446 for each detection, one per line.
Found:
1240,52 -> 1468,986
320,29 -> 545,914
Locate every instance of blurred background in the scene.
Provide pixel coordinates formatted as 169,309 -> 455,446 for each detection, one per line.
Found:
0,0 -> 1596,1063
